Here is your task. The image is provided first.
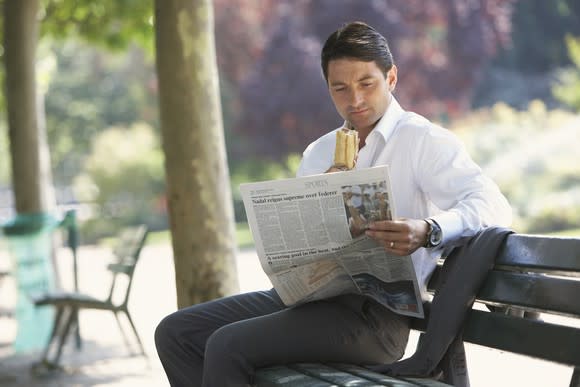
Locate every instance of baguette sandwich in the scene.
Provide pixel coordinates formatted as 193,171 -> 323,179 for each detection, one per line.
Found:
333,126 -> 359,170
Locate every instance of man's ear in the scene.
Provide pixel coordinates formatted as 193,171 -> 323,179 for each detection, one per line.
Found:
387,65 -> 398,92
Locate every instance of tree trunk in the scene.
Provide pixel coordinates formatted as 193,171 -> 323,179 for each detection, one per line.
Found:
3,0 -> 55,214
154,0 -> 240,307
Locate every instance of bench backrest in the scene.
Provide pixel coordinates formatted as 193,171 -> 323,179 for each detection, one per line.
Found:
105,225 -> 149,307
428,234 -> 580,368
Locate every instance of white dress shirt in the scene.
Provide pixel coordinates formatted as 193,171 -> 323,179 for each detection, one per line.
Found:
296,97 -> 512,294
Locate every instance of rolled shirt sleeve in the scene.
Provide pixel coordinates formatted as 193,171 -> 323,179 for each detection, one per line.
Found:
413,124 -> 512,245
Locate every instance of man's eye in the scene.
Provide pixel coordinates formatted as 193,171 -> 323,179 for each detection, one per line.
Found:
334,87 -> 345,92
362,83 -> 373,87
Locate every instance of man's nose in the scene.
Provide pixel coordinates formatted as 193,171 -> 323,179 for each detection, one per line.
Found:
349,89 -> 364,107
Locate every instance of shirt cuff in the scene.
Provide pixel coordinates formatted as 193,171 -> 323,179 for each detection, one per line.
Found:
430,211 -> 463,246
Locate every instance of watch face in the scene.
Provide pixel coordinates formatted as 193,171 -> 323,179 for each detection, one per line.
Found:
430,227 -> 442,245
424,218 -> 442,248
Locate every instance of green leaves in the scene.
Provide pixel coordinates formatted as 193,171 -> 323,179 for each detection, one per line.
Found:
454,102 -> 580,233
40,0 -> 154,52
552,35 -> 580,112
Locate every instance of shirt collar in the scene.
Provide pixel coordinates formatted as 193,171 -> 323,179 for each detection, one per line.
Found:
343,96 -> 405,143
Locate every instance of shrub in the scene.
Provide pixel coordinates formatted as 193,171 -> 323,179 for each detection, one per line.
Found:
74,122 -> 167,241
525,205 -> 580,233
453,102 -> 580,233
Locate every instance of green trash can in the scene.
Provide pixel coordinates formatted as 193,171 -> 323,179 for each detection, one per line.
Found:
1,212 -> 60,353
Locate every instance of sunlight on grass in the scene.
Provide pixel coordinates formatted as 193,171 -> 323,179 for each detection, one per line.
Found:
146,223 -> 254,248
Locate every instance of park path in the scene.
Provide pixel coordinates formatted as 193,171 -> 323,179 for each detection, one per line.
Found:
0,242 -> 573,386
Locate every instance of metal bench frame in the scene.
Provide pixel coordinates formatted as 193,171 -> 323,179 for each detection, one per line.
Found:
31,224 -> 149,370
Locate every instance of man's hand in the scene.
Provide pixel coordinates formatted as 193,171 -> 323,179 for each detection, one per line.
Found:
365,218 -> 429,256
325,165 -> 348,173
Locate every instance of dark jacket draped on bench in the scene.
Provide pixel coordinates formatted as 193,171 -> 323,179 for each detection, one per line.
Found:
371,226 -> 513,378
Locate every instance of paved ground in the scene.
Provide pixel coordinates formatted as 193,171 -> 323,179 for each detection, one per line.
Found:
0,242 -> 575,386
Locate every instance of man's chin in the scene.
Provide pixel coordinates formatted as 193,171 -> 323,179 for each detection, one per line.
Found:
348,119 -> 372,131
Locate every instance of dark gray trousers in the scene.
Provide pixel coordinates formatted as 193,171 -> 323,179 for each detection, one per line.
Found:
154,289 -> 409,387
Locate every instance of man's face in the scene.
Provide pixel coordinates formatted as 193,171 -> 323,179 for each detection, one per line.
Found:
327,58 -> 397,136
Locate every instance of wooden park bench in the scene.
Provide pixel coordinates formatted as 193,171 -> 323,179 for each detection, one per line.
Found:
254,233 -> 580,387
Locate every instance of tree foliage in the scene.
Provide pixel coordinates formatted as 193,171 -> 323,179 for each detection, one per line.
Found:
4,0 -> 578,226
454,101 -> 580,233
40,0 -> 153,52
44,42 -> 157,185
236,0 -> 517,160
491,0 -> 580,72
75,122 -> 166,240
0,0 -> 155,190
553,35 -> 580,111
213,0 -> 277,86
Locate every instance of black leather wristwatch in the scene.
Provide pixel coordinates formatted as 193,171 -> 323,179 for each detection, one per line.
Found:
424,218 -> 442,248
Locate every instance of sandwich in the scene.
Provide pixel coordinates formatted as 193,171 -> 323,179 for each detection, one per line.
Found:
333,125 -> 359,170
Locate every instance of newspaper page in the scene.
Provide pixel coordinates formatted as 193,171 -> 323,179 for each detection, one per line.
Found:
240,166 -> 424,318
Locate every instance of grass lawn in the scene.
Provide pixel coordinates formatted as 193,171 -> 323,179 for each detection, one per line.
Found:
146,222 -> 254,249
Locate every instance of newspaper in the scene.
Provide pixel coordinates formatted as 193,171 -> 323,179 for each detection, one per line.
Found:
240,165 -> 424,318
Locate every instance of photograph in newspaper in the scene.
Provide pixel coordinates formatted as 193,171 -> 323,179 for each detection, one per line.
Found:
342,181 -> 392,238
240,166 -> 424,318
353,275 -> 419,314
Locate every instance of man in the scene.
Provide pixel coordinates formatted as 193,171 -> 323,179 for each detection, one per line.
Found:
343,185 -> 368,237
155,21 -> 512,386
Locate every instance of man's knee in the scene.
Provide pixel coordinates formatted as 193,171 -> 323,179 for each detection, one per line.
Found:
205,324 -> 234,359
205,323 -> 250,364
155,312 -> 181,352
203,323 -> 253,385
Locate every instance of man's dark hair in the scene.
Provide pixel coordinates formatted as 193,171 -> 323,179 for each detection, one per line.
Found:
321,21 -> 394,82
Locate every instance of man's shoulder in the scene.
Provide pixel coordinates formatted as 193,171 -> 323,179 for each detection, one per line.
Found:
396,111 -> 454,140
397,111 -> 433,132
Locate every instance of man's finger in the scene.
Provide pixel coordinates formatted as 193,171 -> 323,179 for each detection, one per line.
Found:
365,229 -> 399,241
367,220 -> 401,231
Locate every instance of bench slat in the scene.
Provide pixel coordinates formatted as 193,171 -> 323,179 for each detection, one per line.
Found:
253,365 -> 334,386
293,363 -> 391,386
254,363 -> 452,387
496,234 -> 580,274
476,271 -> 580,317
333,364 -> 451,387
462,309 -> 580,366
428,268 -> 580,317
